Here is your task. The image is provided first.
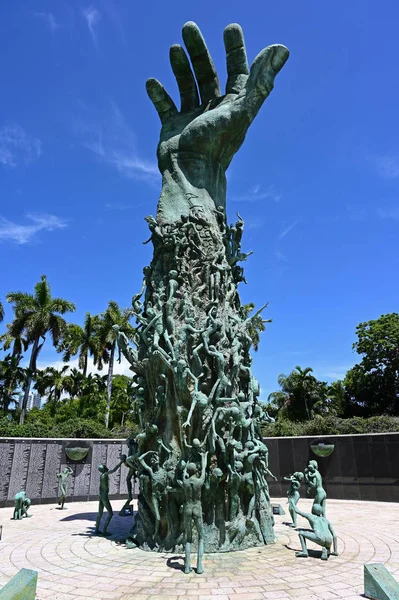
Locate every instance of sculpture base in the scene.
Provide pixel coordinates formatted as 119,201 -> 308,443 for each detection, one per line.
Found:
128,511 -> 275,553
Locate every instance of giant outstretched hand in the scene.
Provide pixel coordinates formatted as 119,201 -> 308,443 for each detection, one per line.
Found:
147,22 -> 289,223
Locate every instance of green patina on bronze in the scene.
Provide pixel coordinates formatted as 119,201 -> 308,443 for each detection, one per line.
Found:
305,459 -> 327,516
57,466 -> 73,510
65,447 -> 89,461
117,21 -> 289,564
364,564 -> 399,600
310,442 -> 335,457
284,472 -> 304,527
295,504 -> 338,561
95,459 -> 123,536
12,491 -> 31,520
0,569 -> 37,600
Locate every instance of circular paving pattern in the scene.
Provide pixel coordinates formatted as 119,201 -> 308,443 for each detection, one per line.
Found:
1,498 -> 399,600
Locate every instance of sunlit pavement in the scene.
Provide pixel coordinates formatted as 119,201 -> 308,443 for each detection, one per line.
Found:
1,497 -> 399,600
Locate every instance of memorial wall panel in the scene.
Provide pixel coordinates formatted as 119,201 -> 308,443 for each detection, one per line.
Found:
0,441 -> 14,502
106,443 -> 123,496
89,443 -> 107,497
1,433 -> 398,507
73,463 -> 91,498
0,438 -> 135,507
25,441 -> 46,500
41,443 -> 62,499
7,442 -> 30,500
269,432 -> 399,503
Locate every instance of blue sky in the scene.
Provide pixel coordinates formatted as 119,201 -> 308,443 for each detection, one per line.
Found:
1,0 -> 398,400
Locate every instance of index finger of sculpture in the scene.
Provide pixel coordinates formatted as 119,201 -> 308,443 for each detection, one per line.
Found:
170,44 -> 199,112
182,21 -> 221,105
224,23 -> 249,94
243,44 -> 289,121
146,78 -> 178,123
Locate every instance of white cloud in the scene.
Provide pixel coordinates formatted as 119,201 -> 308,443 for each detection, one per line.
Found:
232,184 -> 281,203
33,11 -> 58,33
37,355 -> 132,378
313,365 -> 353,381
74,103 -> 159,182
272,222 -> 299,268
86,137 -> 158,179
105,202 -> 132,210
0,214 -> 68,244
278,220 -> 298,240
82,6 -> 101,47
0,124 -> 41,167
105,201 -> 147,210
244,216 -> 265,230
374,155 -> 399,179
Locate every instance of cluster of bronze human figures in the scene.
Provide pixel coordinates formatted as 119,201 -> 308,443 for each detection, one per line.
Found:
284,459 -> 338,560
11,466 -> 73,520
114,207 -> 278,574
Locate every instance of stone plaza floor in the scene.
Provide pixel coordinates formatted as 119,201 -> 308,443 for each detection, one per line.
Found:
1,497 -> 399,600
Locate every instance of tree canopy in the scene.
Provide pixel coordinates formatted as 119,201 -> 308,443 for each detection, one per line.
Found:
344,313 -> 399,416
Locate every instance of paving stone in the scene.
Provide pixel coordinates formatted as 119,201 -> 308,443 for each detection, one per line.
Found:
1,497 -> 399,600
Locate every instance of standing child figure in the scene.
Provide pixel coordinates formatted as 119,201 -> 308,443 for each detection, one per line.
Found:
95,459 -> 123,536
178,451 -> 208,575
305,459 -> 327,516
284,471 -> 304,527
57,466 -> 74,510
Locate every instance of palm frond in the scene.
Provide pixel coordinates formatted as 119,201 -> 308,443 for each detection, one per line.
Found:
34,275 -> 52,308
50,298 -> 76,314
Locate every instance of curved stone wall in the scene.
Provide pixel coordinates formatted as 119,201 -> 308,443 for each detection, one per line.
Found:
0,437 -> 136,507
267,431 -> 399,502
1,432 -> 398,506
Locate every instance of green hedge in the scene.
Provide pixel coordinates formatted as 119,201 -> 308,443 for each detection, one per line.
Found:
2,414 -> 398,440
262,415 -> 399,437
0,417 -> 114,439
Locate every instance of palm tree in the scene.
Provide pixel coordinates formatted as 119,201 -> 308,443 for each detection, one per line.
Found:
58,313 -> 99,377
293,366 -> 317,420
34,365 -> 70,416
241,303 -> 271,351
5,275 -> 75,424
95,301 -> 136,428
310,381 -> 330,418
109,374 -> 134,427
0,300 -> 4,323
268,366 -> 320,421
327,380 -> 347,417
0,331 -> 28,357
81,372 -> 107,397
0,354 -> 26,414
64,367 -> 85,399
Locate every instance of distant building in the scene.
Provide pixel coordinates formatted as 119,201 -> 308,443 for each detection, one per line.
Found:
32,392 -> 41,409
14,391 -> 41,411
26,392 -> 41,411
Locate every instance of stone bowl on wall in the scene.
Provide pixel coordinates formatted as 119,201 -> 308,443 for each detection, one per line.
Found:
65,447 -> 89,461
310,440 -> 335,457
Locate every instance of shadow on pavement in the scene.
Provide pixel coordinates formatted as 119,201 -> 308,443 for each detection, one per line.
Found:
60,512 -> 98,521
166,556 -> 185,572
284,544 -> 323,559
